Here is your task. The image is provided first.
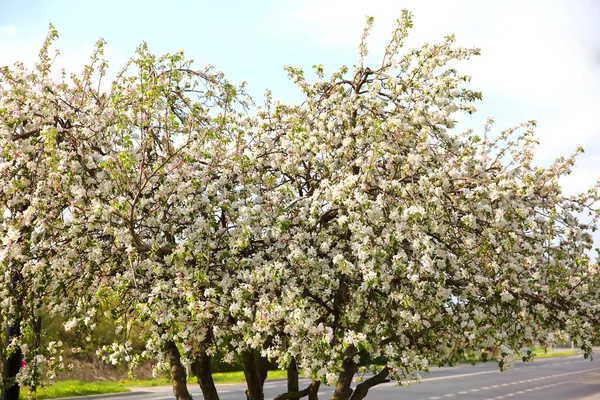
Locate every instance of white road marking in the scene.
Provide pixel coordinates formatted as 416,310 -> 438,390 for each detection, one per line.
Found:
421,367 -> 600,400
483,381 -> 567,400
419,358 -> 584,383
421,369 -> 498,382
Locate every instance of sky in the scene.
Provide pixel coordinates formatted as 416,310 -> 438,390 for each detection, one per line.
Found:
1,1 -> 599,230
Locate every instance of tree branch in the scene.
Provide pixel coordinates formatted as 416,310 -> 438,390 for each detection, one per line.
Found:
303,288 -> 334,314
348,367 -> 390,400
274,380 -> 321,400
11,127 -> 40,140
318,207 -> 344,225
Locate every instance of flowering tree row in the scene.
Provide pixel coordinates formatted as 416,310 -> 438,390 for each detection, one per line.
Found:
1,12 -> 599,400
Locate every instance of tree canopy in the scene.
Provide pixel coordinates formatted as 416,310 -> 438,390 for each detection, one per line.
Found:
1,11 -> 599,400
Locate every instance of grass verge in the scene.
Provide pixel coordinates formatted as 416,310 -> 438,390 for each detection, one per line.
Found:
24,370 -> 288,399
460,347 -> 579,364
532,349 -> 578,358
122,369 -> 287,386
21,380 -> 130,399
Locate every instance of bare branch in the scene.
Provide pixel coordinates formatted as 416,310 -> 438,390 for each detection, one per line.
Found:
273,380 -> 321,400
11,128 -> 40,140
303,288 -> 334,314
318,207 -> 345,225
348,367 -> 390,400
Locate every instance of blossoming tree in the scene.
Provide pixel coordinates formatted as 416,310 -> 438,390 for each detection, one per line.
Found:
0,30 -> 90,397
1,10 -> 599,400
236,12 -> 600,400
7,30 -> 285,400
0,27 -> 257,399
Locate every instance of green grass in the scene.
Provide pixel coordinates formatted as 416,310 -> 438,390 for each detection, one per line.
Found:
532,348 -> 578,358
121,369 -> 288,387
21,380 -> 130,399
213,369 -> 287,383
457,346 -> 579,365
20,370 -> 288,399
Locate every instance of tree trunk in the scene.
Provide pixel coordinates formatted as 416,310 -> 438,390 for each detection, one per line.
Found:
32,316 -> 42,394
191,349 -> 219,400
164,340 -> 192,400
257,351 -> 269,388
330,350 -> 357,400
2,272 -> 22,400
241,349 -> 268,400
1,319 -> 22,400
308,381 -> 321,400
287,358 -> 299,392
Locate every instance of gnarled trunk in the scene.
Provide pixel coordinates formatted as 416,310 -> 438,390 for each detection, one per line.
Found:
241,349 -> 268,400
287,358 -> 299,392
1,321 -> 22,400
164,340 -> 192,400
309,380 -> 321,400
31,316 -> 42,394
1,273 -> 22,400
191,346 -> 219,400
330,350 -> 357,400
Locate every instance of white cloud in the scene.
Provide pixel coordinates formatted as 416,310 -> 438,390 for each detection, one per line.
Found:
0,24 -> 17,37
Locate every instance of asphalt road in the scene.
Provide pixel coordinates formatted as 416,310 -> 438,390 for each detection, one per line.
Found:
80,355 -> 600,400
